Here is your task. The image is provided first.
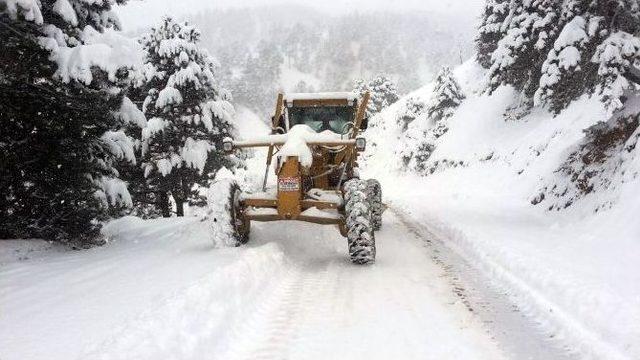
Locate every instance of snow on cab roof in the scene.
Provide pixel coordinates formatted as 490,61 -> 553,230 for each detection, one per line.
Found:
283,92 -> 359,102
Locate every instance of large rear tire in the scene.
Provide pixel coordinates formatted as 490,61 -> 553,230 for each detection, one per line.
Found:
344,179 -> 376,264
208,179 -> 250,247
366,179 -> 383,231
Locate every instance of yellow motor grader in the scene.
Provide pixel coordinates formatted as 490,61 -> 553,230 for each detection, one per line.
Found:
213,92 -> 382,264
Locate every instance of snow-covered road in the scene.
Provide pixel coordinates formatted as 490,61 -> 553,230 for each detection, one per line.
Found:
2,210 -> 572,360
218,211 -> 504,360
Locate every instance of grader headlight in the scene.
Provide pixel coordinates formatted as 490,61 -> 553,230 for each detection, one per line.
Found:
355,137 -> 367,152
222,137 -> 234,154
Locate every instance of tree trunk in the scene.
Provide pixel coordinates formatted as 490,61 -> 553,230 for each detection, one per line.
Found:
175,198 -> 184,217
159,191 -> 171,218
175,174 -> 189,217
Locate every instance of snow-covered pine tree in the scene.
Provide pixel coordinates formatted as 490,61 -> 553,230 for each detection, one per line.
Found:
486,0 -> 560,99
113,95 -> 160,218
396,67 -> 465,173
353,75 -> 400,119
427,67 -> 466,134
0,0 -> 139,244
534,3 -> 597,113
368,75 -> 400,116
526,2 -> 640,212
476,0 -> 510,68
396,97 -> 426,131
396,123 -> 436,173
352,78 -> 369,112
138,17 -> 236,217
535,1 -> 640,114
594,30 -> 640,113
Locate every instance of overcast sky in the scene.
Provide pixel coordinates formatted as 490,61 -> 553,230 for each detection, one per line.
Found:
115,0 -> 485,30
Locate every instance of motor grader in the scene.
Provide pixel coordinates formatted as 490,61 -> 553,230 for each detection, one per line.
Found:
213,92 -> 382,264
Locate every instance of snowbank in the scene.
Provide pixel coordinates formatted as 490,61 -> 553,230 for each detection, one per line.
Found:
364,60 -> 640,360
0,216 -> 288,360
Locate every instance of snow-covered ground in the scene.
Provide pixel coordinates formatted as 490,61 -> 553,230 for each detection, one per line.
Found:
0,101 -> 510,360
1,212 -> 508,360
364,61 -> 640,360
3,47 -> 638,360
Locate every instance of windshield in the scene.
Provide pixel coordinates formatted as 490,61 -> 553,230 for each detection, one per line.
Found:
287,106 -> 355,134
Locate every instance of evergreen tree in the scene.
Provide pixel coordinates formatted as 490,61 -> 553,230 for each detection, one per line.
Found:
396,67 -> 465,173
535,0 -> 640,114
397,124 -> 435,173
480,0 -> 640,114
352,78 -> 369,107
137,17 -> 237,217
113,96 -> 159,218
476,0 -> 510,68
353,75 -> 400,118
486,0 -> 560,98
427,67 -> 466,126
0,0 -> 138,244
396,97 -> 426,131
593,30 -> 640,113
368,75 -> 400,116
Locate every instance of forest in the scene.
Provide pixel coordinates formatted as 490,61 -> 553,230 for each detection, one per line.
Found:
1,1 -> 640,359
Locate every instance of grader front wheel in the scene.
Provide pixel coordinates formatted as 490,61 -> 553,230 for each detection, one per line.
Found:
344,179 -> 376,264
209,179 -> 250,247
366,179 -> 383,231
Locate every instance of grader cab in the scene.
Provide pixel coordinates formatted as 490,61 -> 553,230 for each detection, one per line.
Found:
214,92 -> 382,264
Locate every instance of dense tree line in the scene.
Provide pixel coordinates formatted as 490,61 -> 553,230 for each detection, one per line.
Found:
0,2 -> 236,245
0,0 -> 138,245
477,0 -> 640,114
188,5 -> 474,116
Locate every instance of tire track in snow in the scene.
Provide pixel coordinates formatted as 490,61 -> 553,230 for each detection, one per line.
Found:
390,206 -> 580,360
221,212 -> 506,360
80,211 -> 508,360
222,261 -> 340,360
79,243 -> 289,360
222,266 -> 306,360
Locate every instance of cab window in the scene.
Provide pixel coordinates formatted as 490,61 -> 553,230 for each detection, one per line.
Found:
288,106 -> 355,134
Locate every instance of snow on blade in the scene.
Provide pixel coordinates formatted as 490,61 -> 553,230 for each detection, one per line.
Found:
278,125 -> 315,167
272,125 -> 344,168
300,206 -> 341,220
